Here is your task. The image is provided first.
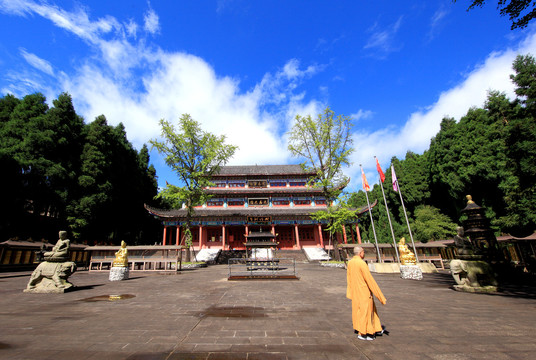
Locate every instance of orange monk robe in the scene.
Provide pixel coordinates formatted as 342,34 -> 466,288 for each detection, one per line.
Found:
346,256 -> 386,335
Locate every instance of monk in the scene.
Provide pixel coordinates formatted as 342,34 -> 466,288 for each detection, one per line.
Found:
347,246 -> 387,341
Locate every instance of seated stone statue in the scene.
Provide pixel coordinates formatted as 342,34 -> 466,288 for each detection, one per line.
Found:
454,226 -> 474,256
44,231 -> 70,262
112,240 -> 128,267
25,230 -> 77,293
398,237 -> 417,265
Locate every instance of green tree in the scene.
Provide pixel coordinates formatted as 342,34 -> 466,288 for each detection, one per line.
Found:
0,92 -> 160,243
411,205 -> 458,243
44,93 -> 84,225
150,114 -> 238,258
310,195 -> 360,249
0,94 -> 20,124
511,54 -> 536,111
68,116 -> 160,243
391,152 -> 431,215
2,93 -> 54,238
457,1 -> 536,29
68,115 -> 115,240
0,94 -> 23,238
428,105 -> 508,227
498,54 -> 536,235
287,107 -> 353,259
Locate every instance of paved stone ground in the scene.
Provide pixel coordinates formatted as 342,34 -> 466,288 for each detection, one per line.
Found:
1,263 -> 535,360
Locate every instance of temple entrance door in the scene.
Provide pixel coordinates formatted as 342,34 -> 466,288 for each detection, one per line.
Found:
227,227 -> 246,250
299,226 -> 316,247
205,227 -> 223,249
277,226 -> 294,250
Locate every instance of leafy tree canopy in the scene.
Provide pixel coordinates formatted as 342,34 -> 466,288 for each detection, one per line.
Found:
457,0 -> 536,29
411,205 -> 458,243
288,107 -> 353,204
150,114 -> 237,250
150,114 -> 238,210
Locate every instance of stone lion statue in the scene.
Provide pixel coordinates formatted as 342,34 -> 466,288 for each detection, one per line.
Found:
450,259 -> 497,289
25,261 -> 77,293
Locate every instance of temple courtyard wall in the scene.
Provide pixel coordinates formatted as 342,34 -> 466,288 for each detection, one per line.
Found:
0,264 -> 535,359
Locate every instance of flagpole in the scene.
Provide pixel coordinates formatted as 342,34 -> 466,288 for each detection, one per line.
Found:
392,166 -> 419,262
360,164 -> 382,263
375,156 -> 400,264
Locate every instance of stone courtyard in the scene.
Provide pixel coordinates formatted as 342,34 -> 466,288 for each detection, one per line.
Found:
0,263 -> 535,359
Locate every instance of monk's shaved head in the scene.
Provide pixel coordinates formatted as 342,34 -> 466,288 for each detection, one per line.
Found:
353,246 -> 364,255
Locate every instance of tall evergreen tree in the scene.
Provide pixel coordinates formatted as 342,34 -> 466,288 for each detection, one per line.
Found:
498,55 -> 536,235
68,115 -> 115,241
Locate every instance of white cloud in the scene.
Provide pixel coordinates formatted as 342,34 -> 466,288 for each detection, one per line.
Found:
350,31 -> 536,189
1,2 -> 325,174
143,7 -> 160,35
350,109 -> 373,122
1,1 -> 139,72
427,6 -> 449,41
364,16 -> 404,56
125,19 -> 138,38
62,51 -> 322,170
20,48 -> 54,75
5,0 -> 536,193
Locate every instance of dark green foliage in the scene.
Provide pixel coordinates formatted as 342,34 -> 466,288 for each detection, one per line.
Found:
352,54 -> 536,241
0,92 -> 160,244
411,206 -> 458,243
458,1 -> 536,29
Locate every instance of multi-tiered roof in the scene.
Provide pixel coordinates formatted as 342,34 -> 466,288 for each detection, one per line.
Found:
145,165 -> 373,223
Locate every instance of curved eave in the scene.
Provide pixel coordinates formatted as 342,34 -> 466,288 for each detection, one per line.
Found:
144,200 -> 376,220
205,187 -> 325,195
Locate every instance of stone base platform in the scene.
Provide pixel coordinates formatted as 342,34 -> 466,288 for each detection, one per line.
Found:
453,284 -> 498,293
109,266 -> 129,281
23,278 -> 74,293
369,262 -> 400,273
369,262 -> 438,273
400,264 -> 423,280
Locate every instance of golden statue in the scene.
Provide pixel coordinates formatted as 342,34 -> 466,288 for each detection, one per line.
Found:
398,237 -> 416,265
112,241 -> 128,267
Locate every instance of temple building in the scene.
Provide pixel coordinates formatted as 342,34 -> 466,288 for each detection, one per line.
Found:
145,165 -> 372,251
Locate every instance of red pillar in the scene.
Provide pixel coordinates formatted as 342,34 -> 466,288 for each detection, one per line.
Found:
343,225 -> 348,244
222,225 -> 226,250
176,226 -> 180,246
317,224 -> 324,247
163,226 -> 168,245
355,224 -> 362,244
198,225 -> 203,250
294,224 -> 301,249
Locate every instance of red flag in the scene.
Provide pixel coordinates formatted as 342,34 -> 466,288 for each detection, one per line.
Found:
361,168 -> 370,192
391,165 -> 399,192
376,158 -> 385,183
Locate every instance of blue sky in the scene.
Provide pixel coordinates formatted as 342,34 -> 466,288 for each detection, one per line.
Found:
1,0 -> 535,191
